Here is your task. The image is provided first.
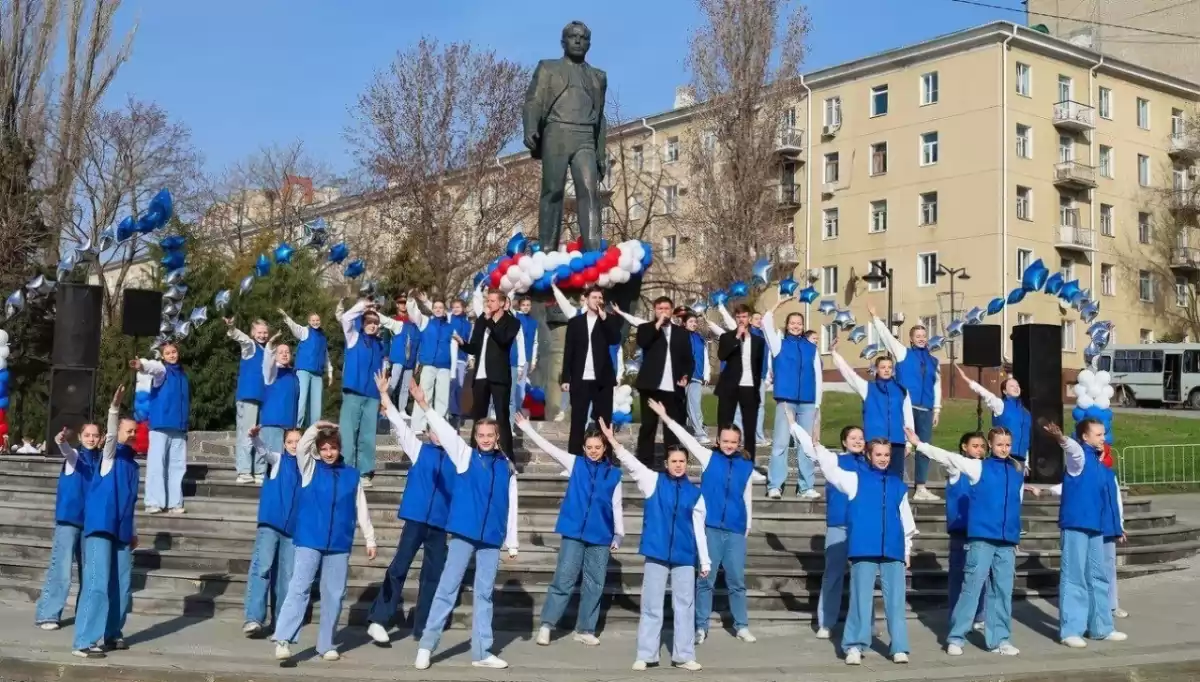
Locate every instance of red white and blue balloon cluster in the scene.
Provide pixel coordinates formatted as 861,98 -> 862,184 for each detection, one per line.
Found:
475,232 -> 652,294
0,330 -> 9,444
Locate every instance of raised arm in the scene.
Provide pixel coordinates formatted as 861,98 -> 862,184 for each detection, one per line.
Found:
226,325 -> 257,360
650,399 -> 711,469
137,359 -> 167,386
377,314 -> 403,335
472,286 -> 485,318
550,282 -> 577,318
296,423 -> 321,485
761,310 -> 783,357
597,417 -> 657,498
692,498 -> 712,573
830,350 -> 868,398
279,311 -> 309,342
515,414 -> 574,473
505,476 -> 519,554
910,430 -> 981,483
791,421 -> 858,498
376,371 -> 424,463
902,392 -> 915,432
406,297 -> 428,330
341,301 -> 366,348
963,372 -> 1004,416
1043,420 -> 1086,477
262,337 -> 279,385
614,307 -> 649,327
717,303 -> 735,330
101,391 -> 121,460
870,309 -> 907,362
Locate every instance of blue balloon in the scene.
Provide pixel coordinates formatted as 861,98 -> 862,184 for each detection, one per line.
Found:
506,233 -> 527,257
1043,273 -> 1065,296
1020,258 -> 1049,292
273,242 -> 295,265
529,242 -> 543,254
148,188 -> 174,224
641,242 -> 653,266
159,235 -> 186,250
569,256 -> 585,273
729,281 -> 750,298
160,249 -> 185,270
136,209 -> 163,234
583,252 -> 599,267
1072,406 -> 1086,422
116,215 -> 137,242
473,272 -> 487,288
752,257 -> 773,287
1007,287 -> 1027,305
327,242 -> 350,264
779,277 -> 799,297
600,239 -> 609,250
1059,279 -> 1082,303
987,297 -> 1005,316
0,397 -> 10,409
709,290 -> 730,307
343,259 -> 366,279
254,253 -> 271,277
798,286 -> 819,304
555,265 -> 572,282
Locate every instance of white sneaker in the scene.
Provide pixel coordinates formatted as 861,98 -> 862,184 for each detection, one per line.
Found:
37,622 -> 59,631
274,641 -> 291,660
361,478 -> 373,489
973,620 -> 985,632
844,648 -> 862,665
242,621 -> 262,636
167,507 -> 186,515
912,486 -> 941,502
698,436 -> 711,446
893,652 -> 909,664
573,632 -> 600,646
536,625 -> 551,646
322,650 -> 340,661
367,622 -> 389,644
1113,608 -> 1129,619
553,413 -> 567,423
472,654 -> 508,669
992,642 -> 1020,656
947,643 -> 963,656
145,506 -> 163,514
414,648 -> 432,670
253,475 -> 264,485
767,489 -> 782,500
632,660 -> 648,671
758,439 -> 772,447
815,627 -> 831,639
674,660 -> 702,671
1063,636 -> 1088,648
735,628 -> 756,643
1104,631 -> 1128,642
236,474 -> 255,484
799,489 -> 822,501
695,629 -> 706,645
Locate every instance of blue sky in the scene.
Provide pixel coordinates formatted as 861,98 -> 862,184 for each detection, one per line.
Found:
105,0 -> 1017,176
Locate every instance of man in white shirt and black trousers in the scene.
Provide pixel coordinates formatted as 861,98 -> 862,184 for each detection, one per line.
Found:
635,296 -> 694,469
454,288 -> 522,456
716,303 -> 767,457
559,285 -> 623,453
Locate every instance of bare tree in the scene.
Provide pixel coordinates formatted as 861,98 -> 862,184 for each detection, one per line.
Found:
346,37 -> 536,298
683,0 -> 810,289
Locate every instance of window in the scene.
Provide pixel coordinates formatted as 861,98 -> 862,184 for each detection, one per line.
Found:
662,234 -> 678,262
919,315 -> 939,336
1017,313 -> 1034,326
824,152 -> 840,183
1099,145 -> 1113,178
1016,186 -> 1032,220
1139,269 -> 1154,302
1137,97 -> 1150,129
631,145 -> 644,171
1100,203 -> 1114,236
870,142 -> 888,175
822,208 -> 839,239
1016,124 -> 1032,158
664,185 -> 679,214
870,84 -> 889,117
824,96 -> 842,128
1177,275 -> 1189,308
1057,75 -> 1072,103
1172,108 -> 1185,137
1016,248 -> 1033,279
820,323 -> 838,354
1062,321 -> 1076,352
1098,86 -> 1112,119
1101,263 -> 1115,296
920,191 -> 938,226
1140,329 -> 1155,344
630,193 -> 645,219
1138,154 -> 1150,186
917,252 -> 938,287
1059,195 -> 1077,228
1138,211 -> 1152,243
920,71 -> 939,105
665,136 -> 680,163
1059,134 -> 1074,163
869,200 -> 888,233
1174,168 -> 1188,192
920,131 -> 939,166
701,130 -> 717,153
1060,255 -> 1075,282
1015,62 -> 1031,96
822,266 -> 839,294
868,260 -> 888,291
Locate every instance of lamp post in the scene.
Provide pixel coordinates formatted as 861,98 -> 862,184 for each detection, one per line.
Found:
936,263 -> 970,398
861,263 -> 894,335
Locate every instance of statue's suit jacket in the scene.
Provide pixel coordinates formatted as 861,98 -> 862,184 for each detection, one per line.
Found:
522,57 -> 608,162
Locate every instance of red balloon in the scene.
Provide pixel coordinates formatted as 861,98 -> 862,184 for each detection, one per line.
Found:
602,253 -> 619,269
490,270 -> 503,287
582,266 -> 599,282
498,257 -> 514,273
596,257 -> 614,273
567,272 -> 586,288
606,246 -> 621,261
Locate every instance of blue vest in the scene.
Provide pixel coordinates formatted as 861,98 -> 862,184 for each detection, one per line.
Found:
699,451 -> 755,534
511,313 -> 537,365
846,463 -> 908,562
257,455 -> 302,537
261,366 -> 299,428
773,334 -> 819,403
83,445 -> 139,543
444,450 -> 514,547
417,316 -> 455,369
639,473 -> 702,566
967,457 -> 1024,544
946,472 -> 972,534
688,332 -> 706,382
556,456 -> 623,545
343,333 -> 385,399
452,314 -> 472,361
896,346 -> 938,409
296,328 -> 328,374
1099,466 -> 1123,539
236,343 -> 266,403
993,397 -> 1032,460
55,448 -> 97,527
149,363 -> 190,432
1059,441 -> 1118,534
388,322 -> 421,370
825,453 -> 861,527
398,444 -> 457,529
293,459 -> 361,553
863,378 -> 907,444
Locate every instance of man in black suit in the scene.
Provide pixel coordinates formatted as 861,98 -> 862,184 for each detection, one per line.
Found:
456,288 -> 522,456
716,304 -> 767,457
635,296 -> 694,468
560,285 -> 623,453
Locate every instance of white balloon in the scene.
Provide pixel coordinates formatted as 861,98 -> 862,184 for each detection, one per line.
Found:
0,330 -> 8,344
1095,396 -> 1111,410
616,384 -> 633,397
613,268 -> 631,284
618,255 -> 633,272
598,273 -> 612,288
1103,385 -> 1114,398
1076,369 -> 1096,388
499,277 -> 514,293
1089,382 -> 1107,399
519,272 -> 533,288
0,346 -> 8,360
517,254 -> 531,270
1076,393 -> 1095,409
632,243 -> 646,262
528,264 -> 545,280
630,260 -> 644,275
545,251 -> 562,269
532,250 -> 547,267
1095,370 -> 1111,386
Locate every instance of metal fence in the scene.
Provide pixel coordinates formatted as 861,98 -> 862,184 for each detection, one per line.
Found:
1118,444 -> 1200,487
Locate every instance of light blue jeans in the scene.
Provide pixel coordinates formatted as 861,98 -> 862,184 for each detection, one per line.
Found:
1059,529 -> 1113,640
72,535 -> 132,650
510,367 -> 526,418
695,527 -> 748,633
770,401 -> 816,493
339,393 -> 379,476
235,400 -> 263,476
411,366 -> 452,431
419,537 -> 501,661
637,560 -> 696,664
685,381 -> 706,440
147,429 -> 187,510
35,523 -> 82,625
296,370 -> 323,428
1105,539 -> 1119,611
244,527 -> 295,627
843,559 -> 908,656
817,525 -> 848,631
272,547 -> 349,655
911,408 -> 934,484
388,366 -> 414,416
948,533 -> 988,624
540,537 -> 611,634
947,540 -> 1015,650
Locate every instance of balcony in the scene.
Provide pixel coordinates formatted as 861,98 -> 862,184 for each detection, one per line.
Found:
1172,246 -> 1200,271
1056,217 -> 1095,252
1169,133 -> 1200,161
775,127 -> 804,157
1053,100 -> 1096,132
775,183 -> 801,211
776,243 -> 799,266
1054,160 -> 1098,190
1169,189 -> 1200,220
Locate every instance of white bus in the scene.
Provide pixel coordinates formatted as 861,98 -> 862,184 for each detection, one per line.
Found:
1096,343 -> 1200,408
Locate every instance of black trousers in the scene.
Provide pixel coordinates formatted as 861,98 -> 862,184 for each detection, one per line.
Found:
717,386 -> 760,457
636,388 -> 686,469
568,380 -> 614,454
471,376 -> 513,457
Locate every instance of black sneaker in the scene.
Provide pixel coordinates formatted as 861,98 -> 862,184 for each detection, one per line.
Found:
105,638 -> 129,651
72,646 -> 107,659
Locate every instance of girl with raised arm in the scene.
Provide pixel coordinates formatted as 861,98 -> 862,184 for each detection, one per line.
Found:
278,309 -> 333,428
132,345 -> 190,513
762,294 -> 822,500
829,339 -> 914,480
955,365 -> 1032,463
260,333 -> 299,456
813,424 -> 866,640
939,431 -> 990,634
241,424 -> 302,637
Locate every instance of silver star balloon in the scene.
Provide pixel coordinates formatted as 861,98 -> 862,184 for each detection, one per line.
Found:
173,320 -> 192,339
1079,301 -> 1100,324
1083,342 -> 1100,367
928,335 -> 946,352
817,299 -> 837,316
359,280 -> 377,298
149,335 -> 168,354
301,218 -> 329,249
164,284 -> 188,301
159,319 -> 176,334
1073,289 -> 1093,311
1087,320 -> 1114,337
189,306 -> 208,326
964,307 -> 986,325
689,299 -> 708,316
848,325 -> 867,344
946,319 -> 965,338
833,308 -> 856,331
1090,326 -> 1112,350
56,251 -> 78,282
214,289 -> 232,312
25,275 -> 45,294
860,343 -> 881,361
162,302 -> 180,318
166,268 -> 187,286
98,226 -> 117,253
74,236 -> 95,262
4,289 -> 24,319
239,275 -> 255,295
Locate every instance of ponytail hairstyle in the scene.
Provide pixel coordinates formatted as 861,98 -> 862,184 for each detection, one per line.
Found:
717,422 -> 752,460
986,426 -> 1013,443
866,436 -> 892,457
581,428 -> 617,465
959,430 -> 985,452
1075,417 -> 1102,441
663,444 -> 691,474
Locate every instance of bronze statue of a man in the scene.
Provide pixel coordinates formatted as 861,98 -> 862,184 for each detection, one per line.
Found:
522,21 -> 607,252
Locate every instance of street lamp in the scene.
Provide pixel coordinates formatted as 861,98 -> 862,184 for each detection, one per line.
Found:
861,263 -> 894,334
936,263 -> 970,397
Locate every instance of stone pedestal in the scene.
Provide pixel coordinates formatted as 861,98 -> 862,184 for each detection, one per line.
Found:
530,292 -> 569,420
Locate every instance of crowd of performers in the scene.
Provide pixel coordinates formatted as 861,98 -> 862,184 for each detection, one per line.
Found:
33,283 -> 1128,669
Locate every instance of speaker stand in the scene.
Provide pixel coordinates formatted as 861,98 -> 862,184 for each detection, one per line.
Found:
975,367 -> 984,433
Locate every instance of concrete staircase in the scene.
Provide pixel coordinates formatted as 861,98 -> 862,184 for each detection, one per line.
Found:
1,422 -> 1197,632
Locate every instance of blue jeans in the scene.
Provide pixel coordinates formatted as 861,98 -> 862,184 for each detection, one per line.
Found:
388,366 -> 414,416
843,559 -> 908,656
1105,539 -> 1119,611
339,392 -> 379,476
540,536 -> 611,634
260,427 -> 285,458
35,523 -> 82,625
235,400 -> 263,476
412,366 -> 452,431
72,535 -> 132,650
1059,528 -> 1113,640
147,429 -> 187,509
818,525 -> 848,631
947,533 -> 988,624
420,537 -> 501,661
244,527 -> 295,627
272,547 -> 349,655
637,560 -> 696,664
770,401 -> 816,493
911,408 -> 933,484
947,540 -> 1015,650
887,443 -> 907,479
368,520 -> 448,636
297,370 -> 323,428
685,381 -> 705,439
510,367 -> 526,418
695,527 -> 748,632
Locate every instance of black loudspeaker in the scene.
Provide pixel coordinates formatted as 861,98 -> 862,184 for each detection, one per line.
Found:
122,288 -> 164,338
52,284 -> 103,368
1012,323 -> 1065,484
962,324 -> 1002,368
46,367 -> 97,446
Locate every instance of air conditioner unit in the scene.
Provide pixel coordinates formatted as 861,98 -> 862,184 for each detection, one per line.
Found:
822,123 -> 841,137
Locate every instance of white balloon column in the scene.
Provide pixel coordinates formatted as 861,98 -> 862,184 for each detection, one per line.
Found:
612,385 -> 635,427
0,329 -> 9,445
1071,368 -> 1115,447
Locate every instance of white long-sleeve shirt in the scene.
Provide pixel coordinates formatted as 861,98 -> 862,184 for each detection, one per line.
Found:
342,301 -> 403,352
227,327 -> 260,361
966,378 -> 1005,416
262,343 -> 290,385
467,289 -> 525,374
916,442 -> 1025,502
137,358 -> 169,389
295,424 -> 376,549
762,309 -> 822,404
60,407 -> 120,476
611,444 -> 711,571
831,351 -> 915,434
280,314 -> 335,380
716,304 -> 773,377
250,433 -> 295,481
662,416 -> 765,534
871,316 -> 942,411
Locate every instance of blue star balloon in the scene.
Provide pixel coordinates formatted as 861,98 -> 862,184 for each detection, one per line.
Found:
1083,342 -> 1100,367
1079,301 -> 1100,324
751,257 -> 773,287
473,272 -> 487,288
116,216 -> 137,243
161,249 -> 185,271
860,343 -> 881,361
797,286 -> 819,304
1043,272 -> 1065,296
1072,288 -> 1092,311
506,232 -> 527,257
136,209 -> 163,234
529,241 -> 543,254
343,258 -> 366,279
848,325 -> 867,344
1058,279 -> 1082,303
274,242 -> 295,265
1007,287 -> 1027,305
833,308 -> 856,331
1021,258 -> 1049,292
928,335 -> 946,352
4,289 -> 24,318
148,188 -> 174,224
689,299 -> 708,316
328,242 -> 350,264
965,306 -> 986,325
1090,326 -> 1111,350
159,235 -> 186,250
946,319 -> 965,338
818,299 -> 837,316
709,290 -> 730,307
214,289 -> 232,311
779,276 -> 800,297
254,254 -> 271,277
729,280 -> 750,298
239,275 -> 255,295
986,297 -> 1005,316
